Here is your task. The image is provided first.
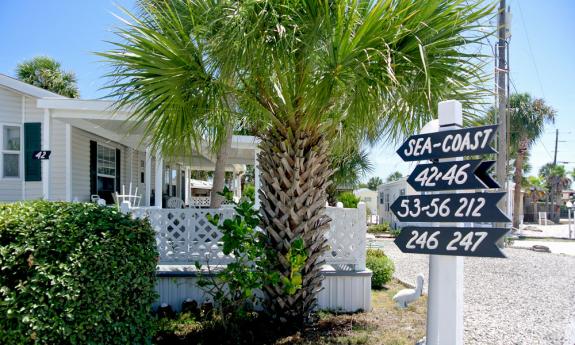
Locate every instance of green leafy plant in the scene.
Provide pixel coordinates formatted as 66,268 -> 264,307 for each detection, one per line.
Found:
242,183 -> 256,203
367,223 -> 393,234
337,192 -> 360,208
366,249 -> 395,289
199,188 -> 307,328
0,201 -> 158,345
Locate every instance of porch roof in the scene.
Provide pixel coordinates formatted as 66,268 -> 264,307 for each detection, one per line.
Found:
37,98 -> 259,172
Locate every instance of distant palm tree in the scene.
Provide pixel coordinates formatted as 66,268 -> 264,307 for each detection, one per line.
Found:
328,145 -> 373,203
523,175 -> 546,219
367,177 -> 384,191
505,93 -> 555,228
100,0 -> 493,324
386,171 -> 403,183
16,56 -> 79,98
540,163 -> 572,222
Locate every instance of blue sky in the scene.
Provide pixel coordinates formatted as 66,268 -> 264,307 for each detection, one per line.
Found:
1,0 -> 573,181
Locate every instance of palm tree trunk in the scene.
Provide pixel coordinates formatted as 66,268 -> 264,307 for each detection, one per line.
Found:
258,126 -> 332,325
513,148 -> 526,228
210,127 -> 233,208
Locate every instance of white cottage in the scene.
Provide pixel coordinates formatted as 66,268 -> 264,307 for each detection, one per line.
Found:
0,73 -> 257,206
376,178 -> 417,228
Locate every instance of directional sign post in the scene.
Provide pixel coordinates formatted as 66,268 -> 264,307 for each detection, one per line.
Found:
391,101 -> 510,345
394,226 -> 507,258
396,124 -> 497,161
406,160 -> 499,191
390,192 -> 510,223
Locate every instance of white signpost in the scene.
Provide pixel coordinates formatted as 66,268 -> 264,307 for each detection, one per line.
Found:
393,101 -> 509,345
427,101 -> 464,345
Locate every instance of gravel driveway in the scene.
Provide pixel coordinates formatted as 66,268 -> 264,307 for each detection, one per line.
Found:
370,239 -> 575,345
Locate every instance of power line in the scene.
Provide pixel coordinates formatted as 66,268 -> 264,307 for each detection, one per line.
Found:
516,1 -> 546,97
539,139 -> 554,161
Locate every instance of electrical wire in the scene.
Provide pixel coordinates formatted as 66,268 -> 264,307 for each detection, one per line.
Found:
516,1 -> 546,98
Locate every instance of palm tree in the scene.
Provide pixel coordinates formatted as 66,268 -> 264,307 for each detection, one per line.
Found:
523,175 -> 546,221
540,163 -> 572,222
101,0 -> 493,323
16,56 -> 80,98
506,93 -> 555,228
367,177 -> 384,191
386,171 -> 403,183
327,145 -> 373,203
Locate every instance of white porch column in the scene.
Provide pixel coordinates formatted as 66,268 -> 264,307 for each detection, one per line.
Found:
254,148 -> 261,209
65,123 -> 72,201
236,173 -> 242,199
42,109 -> 51,200
184,167 -> 190,205
144,148 -> 152,206
154,150 -> 163,207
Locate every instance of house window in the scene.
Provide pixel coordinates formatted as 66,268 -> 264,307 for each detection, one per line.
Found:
385,194 -> 390,212
97,144 -> 116,193
2,125 -> 21,178
400,188 -> 406,196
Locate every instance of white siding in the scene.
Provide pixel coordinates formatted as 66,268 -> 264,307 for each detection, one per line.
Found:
0,86 -> 20,123
24,96 -> 43,122
0,87 -> 23,201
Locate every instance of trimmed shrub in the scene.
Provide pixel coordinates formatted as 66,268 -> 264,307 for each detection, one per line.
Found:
366,249 -> 395,289
337,192 -> 360,208
367,222 -> 392,234
0,201 -> 158,345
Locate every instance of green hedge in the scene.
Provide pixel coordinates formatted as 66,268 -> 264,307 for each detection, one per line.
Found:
0,201 -> 158,345
366,249 -> 395,289
367,223 -> 392,234
337,192 -> 360,208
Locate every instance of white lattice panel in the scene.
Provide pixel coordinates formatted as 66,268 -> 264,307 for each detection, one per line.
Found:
131,207 -> 235,265
189,197 -> 211,208
323,203 -> 367,270
189,196 -> 235,208
129,203 -> 366,269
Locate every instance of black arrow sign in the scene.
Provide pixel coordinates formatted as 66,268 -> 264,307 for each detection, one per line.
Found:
396,125 -> 497,161
407,160 -> 499,191
390,192 -> 510,223
394,226 -> 507,258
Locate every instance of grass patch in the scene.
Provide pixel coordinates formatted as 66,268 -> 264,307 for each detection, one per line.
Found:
153,279 -> 426,345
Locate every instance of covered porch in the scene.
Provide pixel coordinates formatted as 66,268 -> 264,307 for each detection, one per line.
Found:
36,98 -> 259,207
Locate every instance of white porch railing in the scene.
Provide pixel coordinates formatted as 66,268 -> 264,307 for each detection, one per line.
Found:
188,196 -> 235,208
127,202 -> 367,270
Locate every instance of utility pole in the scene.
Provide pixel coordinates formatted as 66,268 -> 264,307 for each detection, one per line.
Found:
551,129 -> 559,221
553,129 -> 558,165
495,0 -> 509,227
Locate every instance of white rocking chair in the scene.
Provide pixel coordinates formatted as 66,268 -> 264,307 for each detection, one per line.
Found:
166,197 -> 185,209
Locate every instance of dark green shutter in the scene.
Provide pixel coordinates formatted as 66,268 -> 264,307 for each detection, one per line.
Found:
24,123 -> 42,181
115,148 -> 121,193
90,141 -> 97,195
